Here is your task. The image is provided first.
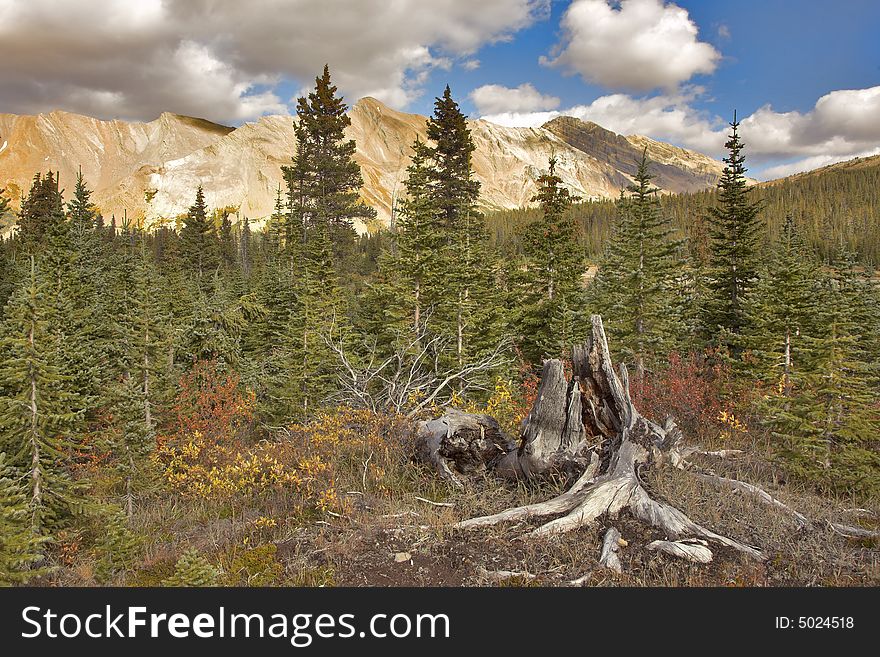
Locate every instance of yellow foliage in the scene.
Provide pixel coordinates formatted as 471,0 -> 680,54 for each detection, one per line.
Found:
156,407 -> 412,517
442,377 -> 528,436
718,410 -> 747,433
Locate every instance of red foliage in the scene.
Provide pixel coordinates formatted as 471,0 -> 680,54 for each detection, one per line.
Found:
513,361 -> 540,429
164,360 -> 254,446
629,352 -> 726,444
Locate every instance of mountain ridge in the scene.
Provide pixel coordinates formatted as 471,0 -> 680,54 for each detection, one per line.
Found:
1,98 -> 728,231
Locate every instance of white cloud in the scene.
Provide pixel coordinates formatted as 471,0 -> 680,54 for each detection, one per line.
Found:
462,59 -> 482,71
541,0 -> 720,92
482,88 -> 725,155
470,83 -> 560,115
479,84 -> 880,180
743,86 -> 880,158
0,0 -> 550,123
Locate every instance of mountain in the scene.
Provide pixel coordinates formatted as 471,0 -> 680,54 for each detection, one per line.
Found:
0,111 -> 232,220
542,116 -> 725,194
1,98 -> 727,231
760,153 -> 880,186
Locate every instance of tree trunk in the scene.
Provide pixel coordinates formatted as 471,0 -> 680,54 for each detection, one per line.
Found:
495,358 -> 590,480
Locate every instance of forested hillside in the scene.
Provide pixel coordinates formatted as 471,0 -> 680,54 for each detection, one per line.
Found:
0,67 -> 877,587
488,155 -> 880,266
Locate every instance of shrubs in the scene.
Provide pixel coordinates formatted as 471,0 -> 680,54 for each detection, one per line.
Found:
92,507 -> 140,584
161,549 -> 221,587
630,352 -> 729,445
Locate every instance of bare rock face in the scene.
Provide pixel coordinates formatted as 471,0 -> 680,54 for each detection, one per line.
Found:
1,98 -> 728,232
543,116 -> 728,193
0,110 -> 232,222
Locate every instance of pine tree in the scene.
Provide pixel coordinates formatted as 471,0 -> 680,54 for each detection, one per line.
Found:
17,172 -> 65,251
0,451 -> 47,584
92,505 -> 140,583
59,169 -> 110,414
0,189 -> 11,320
180,186 -> 218,282
218,210 -> 236,269
745,215 -> 821,389
271,221 -> 344,420
513,157 -> 583,363
376,86 -> 503,372
282,64 -> 375,267
0,257 -> 85,535
161,549 -> 220,587
268,65 -> 374,420
588,150 -> 684,375
67,166 -> 98,237
110,236 -> 167,516
761,270 -> 880,496
702,114 -> 764,350
239,215 -> 252,280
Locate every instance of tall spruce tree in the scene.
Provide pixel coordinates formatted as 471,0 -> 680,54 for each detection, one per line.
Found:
702,114 -> 764,351
760,265 -> 880,496
363,141 -> 441,355
381,86 -> 503,370
17,172 -> 65,251
282,64 -> 375,265
67,167 -> 98,236
109,236 -> 168,515
218,210 -> 236,269
267,65 -> 373,421
180,186 -> 218,281
0,451 -> 47,584
745,215 -> 821,389
588,151 -> 683,376
0,257 -> 85,535
513,157 -> 583,363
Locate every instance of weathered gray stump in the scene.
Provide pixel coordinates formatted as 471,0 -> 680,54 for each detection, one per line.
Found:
457,315 -> 765,564
495,359 -> 592,481
415,408 -> 513,488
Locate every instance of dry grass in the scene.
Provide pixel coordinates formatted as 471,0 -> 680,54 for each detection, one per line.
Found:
40,404 -> 879,588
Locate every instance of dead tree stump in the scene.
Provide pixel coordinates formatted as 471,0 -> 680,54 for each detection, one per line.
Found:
415,408 -> 512,488
457,315 -> 764,563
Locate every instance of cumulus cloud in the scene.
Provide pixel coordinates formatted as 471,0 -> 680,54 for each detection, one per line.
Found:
541,0 -> 720,92
470,83 -> 560,115
462,59 -> 482,71
480,84 -> 880,179
0,0 -> 549,123
740,86 -> 880,177
482,88 -> 726,155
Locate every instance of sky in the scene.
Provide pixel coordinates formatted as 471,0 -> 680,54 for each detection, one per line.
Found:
0,0 -> 878,179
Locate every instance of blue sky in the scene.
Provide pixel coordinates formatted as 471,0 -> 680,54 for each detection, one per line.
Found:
466,1 -> 878,115
1,0 -> 878,178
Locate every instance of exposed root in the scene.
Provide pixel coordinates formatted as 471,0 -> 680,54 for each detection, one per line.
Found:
647,539 -> 713,563
691,472 -> 811,529
598,527 -> 624,572
695,449 -> 744,458
827,521 -> 880,539
567,572 -> 593,586
413,496 -> 455,508
454,453 -> 600,530
529,476 -> 636,536
477,567 -> 536,584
